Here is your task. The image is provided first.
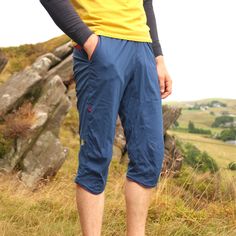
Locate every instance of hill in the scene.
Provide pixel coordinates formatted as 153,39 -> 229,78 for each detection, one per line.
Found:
0,34 -> 70,84
165,98 -> 236,177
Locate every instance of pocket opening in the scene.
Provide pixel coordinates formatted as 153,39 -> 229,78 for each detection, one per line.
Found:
88,35 -> 101,62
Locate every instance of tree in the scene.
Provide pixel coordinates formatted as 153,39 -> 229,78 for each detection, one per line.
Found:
188,121 -> 195,133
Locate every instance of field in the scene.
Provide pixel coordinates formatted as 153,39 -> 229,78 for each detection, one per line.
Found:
0,38 -> 236,235
0,103 -> 236,236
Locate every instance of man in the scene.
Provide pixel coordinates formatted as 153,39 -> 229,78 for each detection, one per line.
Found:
40,0 -> 172,235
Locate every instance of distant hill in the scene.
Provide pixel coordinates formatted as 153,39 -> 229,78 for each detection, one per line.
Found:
166,98 -> 236,174
164,98 -> 236,110
164,98 -> 236,130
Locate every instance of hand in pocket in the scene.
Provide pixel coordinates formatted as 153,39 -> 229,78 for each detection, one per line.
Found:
83,33 -> 100,61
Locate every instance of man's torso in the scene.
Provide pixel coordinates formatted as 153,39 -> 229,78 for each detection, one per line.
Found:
70,0 -> 152,46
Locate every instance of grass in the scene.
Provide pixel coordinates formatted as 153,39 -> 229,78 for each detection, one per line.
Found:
177,109 -> 216,129
0,34 -> 70,84
0,162 -> 235,235
169,130 -> 236,174
1,39 -> 236,235
0,107 -> 235,236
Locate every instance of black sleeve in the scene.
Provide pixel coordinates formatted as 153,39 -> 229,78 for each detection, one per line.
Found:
39,0 -> 93,46
143,0 -> 163,57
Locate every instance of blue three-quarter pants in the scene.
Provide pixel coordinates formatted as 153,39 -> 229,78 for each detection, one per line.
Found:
72,35 -> 164,194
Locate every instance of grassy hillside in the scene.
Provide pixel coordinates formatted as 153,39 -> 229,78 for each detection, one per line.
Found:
170,131 -> 236,175
167,98 -> 236,173
0,37 -> 235,235
0,106 -> 235,236
0,34 -> 70,84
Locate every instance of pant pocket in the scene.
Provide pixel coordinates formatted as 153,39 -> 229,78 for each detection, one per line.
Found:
89,35 -> 101,62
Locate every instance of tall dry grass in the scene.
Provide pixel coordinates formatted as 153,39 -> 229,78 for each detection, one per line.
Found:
0,108 -> 235,236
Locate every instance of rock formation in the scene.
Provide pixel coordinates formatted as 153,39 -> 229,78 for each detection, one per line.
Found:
0,42 -> 73,188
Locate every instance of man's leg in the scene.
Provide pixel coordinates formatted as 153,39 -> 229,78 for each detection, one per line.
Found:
125,179 -> 153,236
75,185 -> 104,236
72,35 -> 133,235
118,41 -> 165,235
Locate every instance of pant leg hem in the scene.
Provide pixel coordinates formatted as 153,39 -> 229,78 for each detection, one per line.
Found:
126,175 -> 157,189
74,178 -> 104,195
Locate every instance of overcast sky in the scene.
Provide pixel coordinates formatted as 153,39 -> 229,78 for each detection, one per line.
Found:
0,0 -> 235,102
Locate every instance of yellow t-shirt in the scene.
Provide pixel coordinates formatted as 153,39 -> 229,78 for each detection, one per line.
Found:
70,0 -> 152,46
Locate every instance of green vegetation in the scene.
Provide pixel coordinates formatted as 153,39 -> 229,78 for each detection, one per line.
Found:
218,128 -> 236,141
173,163 -> 234,202
169,130 -> 236,174
187,100 -> 227,111
188,121 -> 212,135
0,133 -> 13,159
0,34 -> 70,84
228,162 -> 236,171
179,141 -> 219,173
212,115 -> 234,127
208,100 -> 227,107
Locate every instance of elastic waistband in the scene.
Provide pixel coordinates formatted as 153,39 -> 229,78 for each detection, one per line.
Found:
73,35 -> 148,50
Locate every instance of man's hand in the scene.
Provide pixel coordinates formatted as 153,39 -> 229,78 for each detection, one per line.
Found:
83,33 -> 99,61
155,56 -> 172,99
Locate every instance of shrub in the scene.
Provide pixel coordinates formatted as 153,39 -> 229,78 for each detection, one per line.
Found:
188,121 -> 195,133
211,116 -> 234,128
183,143 -> 219,173
188,121 -> 212,135
218,128 -> 236,141
228,162 -> 236,171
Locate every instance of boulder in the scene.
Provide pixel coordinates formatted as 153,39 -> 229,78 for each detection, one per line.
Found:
0,42 -> 72,188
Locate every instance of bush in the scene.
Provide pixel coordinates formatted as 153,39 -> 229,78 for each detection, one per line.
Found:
183,143 -> 219,173
228,162 -> 236,171
188,121 -> 212,135
211,116 -> 234,128
218,128 -> 236,141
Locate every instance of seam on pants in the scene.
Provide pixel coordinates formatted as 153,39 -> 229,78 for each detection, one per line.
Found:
82,55 -> 96,166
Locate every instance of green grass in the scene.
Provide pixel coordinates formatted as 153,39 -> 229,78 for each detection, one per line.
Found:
169,130 -> 236,176
177,109 -> 216,129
